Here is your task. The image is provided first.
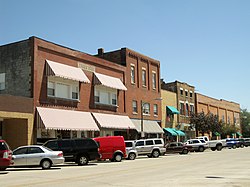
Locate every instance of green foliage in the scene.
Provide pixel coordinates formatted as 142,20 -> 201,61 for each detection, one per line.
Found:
240,108 -> 250,137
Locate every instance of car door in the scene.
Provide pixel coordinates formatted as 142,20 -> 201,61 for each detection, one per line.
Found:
135,140 -> 145,155
26,147 -> 45,166
145,140 -> 154,153
13,147 -> 28,166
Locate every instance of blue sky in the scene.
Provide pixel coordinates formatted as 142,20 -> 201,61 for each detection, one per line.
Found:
1,0 -> 250,111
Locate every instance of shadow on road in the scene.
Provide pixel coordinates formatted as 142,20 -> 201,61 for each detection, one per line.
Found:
7,167 -> 61,171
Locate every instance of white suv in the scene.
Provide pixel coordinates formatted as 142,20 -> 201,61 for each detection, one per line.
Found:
185,139 -> 209,152
135,138 -> 166,158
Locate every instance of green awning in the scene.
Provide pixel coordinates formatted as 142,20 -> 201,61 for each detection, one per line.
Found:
174,130 -> 185,136
166,106 -> 180,114
214,132 -> 220,136
236,132 -> 242,136
163,128 -> 178,136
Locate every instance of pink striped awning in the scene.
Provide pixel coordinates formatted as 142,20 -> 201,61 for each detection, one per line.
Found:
94,72 -> 127,91
46,60 -> 90,83
37,107 -> 99,131
92,113 -> 135,130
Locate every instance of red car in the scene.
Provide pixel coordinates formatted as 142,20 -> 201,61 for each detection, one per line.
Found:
93,136 -> 126,162
0,140 -> 13,171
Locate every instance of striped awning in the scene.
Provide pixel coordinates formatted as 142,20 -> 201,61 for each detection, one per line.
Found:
46,60 -> 90,83
131,119 -> 164,134
92,113 -> 135,130
37,107 -> 99,131
94,72 -> 127,91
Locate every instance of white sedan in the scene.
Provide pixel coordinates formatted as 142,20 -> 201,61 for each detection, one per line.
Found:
12,145 -> 64,169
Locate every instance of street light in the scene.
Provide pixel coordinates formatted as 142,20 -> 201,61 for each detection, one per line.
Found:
141,98 -> 162,138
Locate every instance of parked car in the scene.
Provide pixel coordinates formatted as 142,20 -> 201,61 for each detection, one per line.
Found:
196,136 -> 226,151
125,140 -> 138,160
165,142 -> 192,154
226,138 -> 238,149
134,138 -> 166,158
12,145 -> 64,169
185,139 -> 209,152
0,140 -> 13,171
243,138 -> 250,147
43,138 -> 100,165
236,138 -> 245,148
93,136 -> 126,162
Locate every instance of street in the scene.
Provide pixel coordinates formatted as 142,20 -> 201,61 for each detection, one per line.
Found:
1,148 -> 250,187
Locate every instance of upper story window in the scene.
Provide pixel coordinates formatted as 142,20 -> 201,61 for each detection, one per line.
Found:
185,90 -> 188,97
142,68 -> 146,87
190,104 -> 194,114
143,103 -> 150,115
94,85 -> 117,106
152,71 -> 156,90
0,73 -> 6,91
47,77 -> 79,100
180,88 -> 183,95
190,91 -> 193,98
132,100 -> 138,113
180,102 -> 185,115
222,115 -> 225,123
153,104 -> 158,116
131,65 -> 135,84
228,116 -> 231,124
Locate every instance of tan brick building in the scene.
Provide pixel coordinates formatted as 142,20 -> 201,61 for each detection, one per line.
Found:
195,93 -> 241,134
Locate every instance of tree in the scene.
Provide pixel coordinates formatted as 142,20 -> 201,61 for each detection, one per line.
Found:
240,108 -> 250,137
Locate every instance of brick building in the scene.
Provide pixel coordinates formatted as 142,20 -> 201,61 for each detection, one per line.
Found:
0,37 -> 139,148
195,93 -> 241,136
161,80 -> 195,139
96,48 -> 163,138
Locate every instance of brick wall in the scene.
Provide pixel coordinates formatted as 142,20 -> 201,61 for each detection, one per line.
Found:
0,40 -> 32,97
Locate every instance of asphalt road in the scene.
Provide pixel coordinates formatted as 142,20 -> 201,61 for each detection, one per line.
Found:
1,147 -> 250,187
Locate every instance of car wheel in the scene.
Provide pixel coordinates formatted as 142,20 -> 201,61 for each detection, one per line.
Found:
182,149 -> 188,154
211,147 -> 216,151
198,146 -> 204,152
77,155 -> 89,165
216,145 -> 222,151
128,153 -> 136,160
151,150 -> 160,158
240,144 -> 244,148
232,145 -> 237,149
114,154 -> 122,162
41,159 -> 52,169
0,167 -> 7,171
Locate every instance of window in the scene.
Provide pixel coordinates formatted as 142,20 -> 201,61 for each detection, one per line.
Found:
222,115 -> 225,123
146,140 -> 154,145
132,100 -> 138,113
125,142 -> 133,147
111,93 -> 117,105
143,103 -> 150,115
152,72 -> 156,90
94,85 -> 117,106
131,65 -> 135,84
228,116 -> 231,124
185,90 -> 188,97
186,103 -> 189,116
28,147 -> 44,154
190,104 -> 194,114
180,88 -> 183,95
13,148 -> 28,155
94,90 -> 100,103
180,102 -> 184,115
154,140 -> 162,145
142,69 -> 146,87
72,85 -> 79,100
47,81 -> 55,96
0,73 -> 6,90
47,78 -> 79,100
190,91 -> 193,98
234,117 -> 237,124
153,104 -> 158,116
135,141 -> 144,146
